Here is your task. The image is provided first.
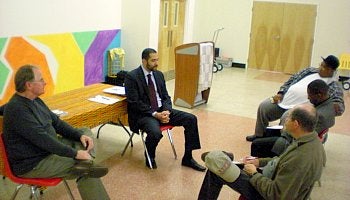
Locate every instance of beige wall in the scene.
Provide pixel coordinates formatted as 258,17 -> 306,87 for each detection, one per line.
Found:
0,0 -> 122,37
121,0 -> 160,70
191,0 -> 350,68
2,0 -> 349,71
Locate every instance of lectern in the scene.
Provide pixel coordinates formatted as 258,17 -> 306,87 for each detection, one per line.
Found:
174,42 -> 214,108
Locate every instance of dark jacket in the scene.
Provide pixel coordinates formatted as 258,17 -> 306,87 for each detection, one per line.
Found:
0,104 -> 5,115
124,66 -> 172,132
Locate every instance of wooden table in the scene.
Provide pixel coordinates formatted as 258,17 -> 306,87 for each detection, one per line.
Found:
0,83 -> 128,175
43,83 -> 128,128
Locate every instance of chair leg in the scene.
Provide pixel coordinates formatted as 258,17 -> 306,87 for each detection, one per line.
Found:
121,132 -> 136,156
10,184 -> 24,200
166,129 -> 177,159
63,180 -> 75,200
140,131 -> 153,169
30,186 -> 40,200
96,123 -> 108,139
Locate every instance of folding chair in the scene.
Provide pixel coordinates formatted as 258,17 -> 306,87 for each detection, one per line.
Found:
121,125 -> 177,169
318,128 -> 329,145
0,134 -> 75,200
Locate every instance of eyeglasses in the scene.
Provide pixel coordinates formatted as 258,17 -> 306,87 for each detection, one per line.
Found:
29,78 -> 45,83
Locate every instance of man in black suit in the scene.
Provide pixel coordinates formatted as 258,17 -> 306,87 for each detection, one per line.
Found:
124,48 -> 205,171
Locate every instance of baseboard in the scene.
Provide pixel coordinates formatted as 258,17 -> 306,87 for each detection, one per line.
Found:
231,62 -> 246,68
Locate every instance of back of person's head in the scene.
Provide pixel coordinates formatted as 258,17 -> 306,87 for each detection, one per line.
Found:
290,105 -> 317,132
322,55 -> 339,70
308,79 -> 329,96
142,48 -> 157,60
15,65 -> 38,93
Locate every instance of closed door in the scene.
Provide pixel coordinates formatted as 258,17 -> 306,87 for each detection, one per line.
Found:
158,0 -> 185,80
248,2 -> 317,74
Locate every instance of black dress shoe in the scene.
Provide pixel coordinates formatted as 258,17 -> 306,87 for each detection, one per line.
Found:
146,159 -> 157,169
181,158 -> 206,172
246,135 -> 257,142
71,160 -> 108,178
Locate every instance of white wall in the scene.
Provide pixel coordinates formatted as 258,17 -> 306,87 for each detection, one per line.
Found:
0,0 -> 122,37
191,0 -> 350,68
121,0 -> 160,70
1,0 -> 349,70
192,0 -> 251,63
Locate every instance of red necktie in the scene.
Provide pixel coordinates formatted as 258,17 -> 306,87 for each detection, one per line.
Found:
147,74 -> 158,111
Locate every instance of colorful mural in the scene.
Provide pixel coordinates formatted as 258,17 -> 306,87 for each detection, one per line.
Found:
0,29 -> 121,105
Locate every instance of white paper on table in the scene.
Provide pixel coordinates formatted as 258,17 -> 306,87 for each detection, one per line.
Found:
88,95 -> 119,105
103,86 -> 126,96
51,109 -> 68,117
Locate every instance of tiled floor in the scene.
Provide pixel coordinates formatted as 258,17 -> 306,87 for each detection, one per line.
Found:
1,67 -> 349,200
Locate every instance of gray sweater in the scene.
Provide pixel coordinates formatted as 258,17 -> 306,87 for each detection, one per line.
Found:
3,94 -> 82,175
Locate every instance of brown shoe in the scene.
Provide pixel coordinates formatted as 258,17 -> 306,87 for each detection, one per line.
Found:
71,160 -> 108,178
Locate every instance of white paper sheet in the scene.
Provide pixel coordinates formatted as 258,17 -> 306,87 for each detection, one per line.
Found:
103,86 -> 126,96
88,95 -> 119,105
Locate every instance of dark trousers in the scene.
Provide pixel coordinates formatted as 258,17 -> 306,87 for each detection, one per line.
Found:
251,137 -> 279,158
137,108 -> 201,159
197,170 -> 264,200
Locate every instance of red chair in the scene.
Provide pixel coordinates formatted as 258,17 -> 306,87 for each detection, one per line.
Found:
0,134 -> 75,200
318,128 -> 329,144
121,125 -> 177,169
316,128 -> 329,187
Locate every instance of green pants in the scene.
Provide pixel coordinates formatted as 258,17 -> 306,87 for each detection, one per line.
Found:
20,128 -> 110,200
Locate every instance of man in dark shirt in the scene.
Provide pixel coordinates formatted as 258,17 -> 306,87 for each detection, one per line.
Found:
3,65 -> 110,200
124,48 -> 205,171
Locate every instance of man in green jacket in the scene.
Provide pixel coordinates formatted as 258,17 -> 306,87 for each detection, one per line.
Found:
198,103 -> 326,200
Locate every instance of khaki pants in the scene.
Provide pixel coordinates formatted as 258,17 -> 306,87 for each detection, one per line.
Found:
20,128 -> 110,200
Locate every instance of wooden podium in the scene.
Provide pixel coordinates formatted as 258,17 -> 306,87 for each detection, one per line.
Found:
173,42 -> 214,108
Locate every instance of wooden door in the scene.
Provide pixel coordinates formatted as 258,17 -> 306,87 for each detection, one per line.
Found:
158,0 -> 185,80
248,2 -> 317,74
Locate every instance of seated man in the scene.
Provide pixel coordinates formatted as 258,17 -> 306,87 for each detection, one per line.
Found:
124,48 -> 205,171
198,104 -> 326,200
3,65 -> 110,200
251,79 -> 336,157
246,55 -> 344,142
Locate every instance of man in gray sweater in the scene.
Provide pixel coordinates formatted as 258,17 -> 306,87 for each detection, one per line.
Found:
3,65 -> 110,200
